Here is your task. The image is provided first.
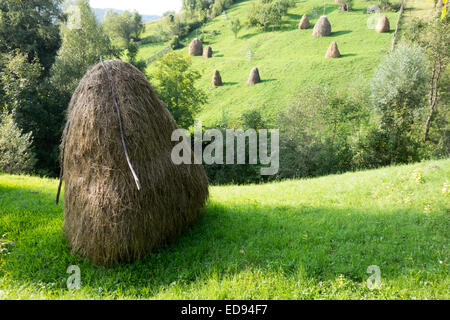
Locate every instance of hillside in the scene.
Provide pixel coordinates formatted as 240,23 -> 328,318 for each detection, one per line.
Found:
1,159 -> 449,299
142,0 -> 399,127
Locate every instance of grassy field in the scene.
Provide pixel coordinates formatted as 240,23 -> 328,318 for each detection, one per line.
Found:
0,159 -> 449,299
143,0 -> 398,127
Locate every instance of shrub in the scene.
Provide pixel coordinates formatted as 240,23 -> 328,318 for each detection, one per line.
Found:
150,51 -> 207,129
169,35 -> 183,50
277,86 -> 366,179
370,44 -> 430,164
0,113 -> 36,174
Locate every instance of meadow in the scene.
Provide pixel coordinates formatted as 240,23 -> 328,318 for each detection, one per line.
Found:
1,159 -> 448,299
143,0 -> 398,127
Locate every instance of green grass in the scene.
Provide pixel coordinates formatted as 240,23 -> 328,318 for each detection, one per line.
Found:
143,0 -> 398,127
0,159 -> 449,299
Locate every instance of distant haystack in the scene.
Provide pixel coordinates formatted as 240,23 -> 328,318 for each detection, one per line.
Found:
325,41 -> 341,59
247,67 -> 261,85
212,70 -> 222,86
376,16 -> 390,33
203,46 -> 213,59
189,38 -> 203,56
313,16 -> 332,37
60,60 -> 209,266
298,14 -> 310,29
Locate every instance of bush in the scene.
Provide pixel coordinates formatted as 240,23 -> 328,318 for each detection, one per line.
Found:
276,85 -> 367,179
369,44 -> 430,164
150,51 -> 207,129
169,35 -> 183,50
0,113 -> 36,174
248,0 -> 295,31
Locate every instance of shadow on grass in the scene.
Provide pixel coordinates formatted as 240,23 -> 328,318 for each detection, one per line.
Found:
340,53 -> 357,58
330,30 -> 353,37
1,182 -> 447,296
222,81 -> 239,86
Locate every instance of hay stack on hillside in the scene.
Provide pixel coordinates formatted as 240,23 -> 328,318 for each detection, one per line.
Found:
313,16 -> 332,37
325,41 -> 341,58
203,46 -> 213,59
298,14 -> 310,29
247,67 -> 261,85
376,16 -> 390,33
60,60 -> 209,266
212,70 -> 222,86
189,38 -> 203,56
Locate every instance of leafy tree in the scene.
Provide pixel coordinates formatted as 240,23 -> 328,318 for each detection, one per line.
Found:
0,112 -> 36,174
131,12 -> 145,42
51,0 -> 113,96
414,16 -> 449,142
230,17 -> 242,39
0,50 -> 65,175
103,10 -> 144,47
370,44 -> 430,164
125,41 -> 147,73
248,0 -> 294,31
277,86 -> 363,178
0,0 -> 64,75
150,51 -> 207,129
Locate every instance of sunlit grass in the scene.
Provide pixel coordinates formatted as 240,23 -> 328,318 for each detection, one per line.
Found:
0,159 -> 449,299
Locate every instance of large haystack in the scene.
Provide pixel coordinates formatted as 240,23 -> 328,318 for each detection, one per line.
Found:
60,60 -> 209,266
376,16 -> 390,33
212,70 -> 222,86
313,16 -> 332,37
298,14 -> 310,29
203,46 -> 213,59
325,41 -> 341,59
247,67 -> 261,85
189,38 -> 203,56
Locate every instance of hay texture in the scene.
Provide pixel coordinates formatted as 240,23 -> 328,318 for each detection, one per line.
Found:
189,38 -> 203,56
312,16 -> 332,37
203,46 -> 213,59
212,70 -> 222,86
247,67 -> 261,85
60,60 -> 209,266
298,14 -> 310,29
325,41 -> 341,59
376,16 -> 390,33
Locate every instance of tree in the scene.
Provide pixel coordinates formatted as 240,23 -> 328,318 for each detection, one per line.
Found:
131,12 -> 145,42
103,10 -> 144,47
150,51 -> 207,129
125,41 -> 147,73
0,50 -> 65,175
370,44 -> 430,164
0,0 -> 64,75
230,17 -> 242,39
248,0 -> 294,31
51,0 -> 113,96
416,16 -> 449,142
0,112 -> 36,174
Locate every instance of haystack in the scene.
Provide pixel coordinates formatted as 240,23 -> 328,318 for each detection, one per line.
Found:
313,16 -> 332,37
247,67 -> 261,85
298,14 -> 310,29
325,41 -> 341,59
189,38 -> 203,56
60,60 -> 209,266
203,46 -> 213,59
376,16 -> 390,33
212,70 -> 222,86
